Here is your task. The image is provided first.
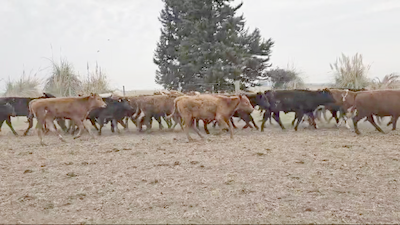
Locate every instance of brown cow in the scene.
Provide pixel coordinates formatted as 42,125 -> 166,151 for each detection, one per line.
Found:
346,90 -> 400,134
168,94 -> 253,141
133,93 -> 184,132
29,93 -> 107,145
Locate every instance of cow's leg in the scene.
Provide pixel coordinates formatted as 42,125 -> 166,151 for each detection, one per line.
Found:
98,117 -> 105,135
294,112 -> 304,131
212,120 -> 218,128
118,119 -> 127,129
230,118 -> 238,129
155,116 -> 163,130
72,120 -> 86,139
35,115 -> 46,145
391,116 -> 398,130
45,117 -> 66,142
56,118 -> 68,133
331,110 -> 339,124
308,113 -> 318,129
273,112 -> 285,130
366,115 -> 384,133
203,120 -> 210,134
249,115 -> 259,130
5,117 -> 18,135
113,119 -> 121,134
23,115 -> 34,136
291,116 -> 297,127
0,120 -> 4,131
223,117 -> 234,139
89,117 -> 99,131
261,112 -> 268,132
182,117 -> 195,141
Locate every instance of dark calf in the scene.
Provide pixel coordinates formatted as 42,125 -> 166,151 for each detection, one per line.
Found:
0,102 -> 17,135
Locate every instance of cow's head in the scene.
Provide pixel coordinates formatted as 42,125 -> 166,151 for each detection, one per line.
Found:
256,92 -> 270,109
117,98 -> 134,111
237,95 -> 254,114
88,93 -> 107,109
2,102 -> 16,117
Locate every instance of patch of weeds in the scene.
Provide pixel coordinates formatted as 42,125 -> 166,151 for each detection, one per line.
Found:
190,161 -> 199,165
240,188 -> 255,194
296,160 -> 305,164
24,169 -> 33,174
66,172 -> 77,178
156,163 -> 169,167
69,150 -> 75,155
19,195 -> 34,202
122,147 -> 132,151
342,145 -> 352,148
256,152 -> 265,156
199,165 -> 205,168
174,161 -> 180,166
81,162 -> 88,165
44,203 -> 54,210
225,179 -> 234,185
64,162 -> 73,165
149,179 -> 159,184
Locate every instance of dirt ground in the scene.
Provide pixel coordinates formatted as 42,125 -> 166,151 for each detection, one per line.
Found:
1,114 -> 399,224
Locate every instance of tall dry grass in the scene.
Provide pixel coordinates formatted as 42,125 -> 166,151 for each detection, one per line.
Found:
3,70 -> 42,97
44,58 -> 82,97
330,53 -> 371,89
369,73 -> 400,90
80,62 -> 111,95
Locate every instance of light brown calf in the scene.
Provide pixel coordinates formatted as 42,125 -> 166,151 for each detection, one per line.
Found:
29,93 -> 107,145
168,94 -> 253,141
346,90 -> 400,134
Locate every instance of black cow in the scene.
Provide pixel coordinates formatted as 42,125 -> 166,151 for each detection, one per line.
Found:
0,101 -> 17,135
0,93 -> 66,136
68,97 -> 133,135
261,89 -> 335,131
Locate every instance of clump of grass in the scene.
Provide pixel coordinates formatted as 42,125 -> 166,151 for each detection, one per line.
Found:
3,69 -> 42,97
369,73 -> 400,90
330,53 -> 371,89
44,57 -> 82,97
80,62 -> 111,95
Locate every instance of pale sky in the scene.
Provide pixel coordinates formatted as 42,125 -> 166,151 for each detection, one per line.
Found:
1,0 -> 399,92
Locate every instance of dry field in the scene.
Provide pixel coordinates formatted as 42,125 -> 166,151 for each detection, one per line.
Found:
1,113 -> 400,224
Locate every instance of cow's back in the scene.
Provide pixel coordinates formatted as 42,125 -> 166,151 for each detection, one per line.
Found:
355,90 -> 400,116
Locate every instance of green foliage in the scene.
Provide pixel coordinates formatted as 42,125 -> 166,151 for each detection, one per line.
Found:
3,69 -> 41,97
154,0 -> 274,92
330,53 -> 371,89
44,58 -> 82,97
266,68 -> 304,89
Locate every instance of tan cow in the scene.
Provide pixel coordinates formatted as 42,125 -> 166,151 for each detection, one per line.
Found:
29,93 -> 107,145
168,94 -> 253,141
133,92 -> 184,131
346,90 -> 400,134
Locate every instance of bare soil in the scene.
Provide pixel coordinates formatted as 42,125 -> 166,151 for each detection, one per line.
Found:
1,114 -> 400,224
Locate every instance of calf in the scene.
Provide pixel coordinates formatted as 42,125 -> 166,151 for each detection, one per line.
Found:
261,89 -> 335,131
29,93 -> 107,145
87,97 -> 133,135
346,90 -> 400,134
0,102 -> 17,135
168,94 -> 253,141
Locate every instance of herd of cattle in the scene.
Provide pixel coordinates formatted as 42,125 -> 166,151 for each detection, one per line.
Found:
0,87 -> 398,144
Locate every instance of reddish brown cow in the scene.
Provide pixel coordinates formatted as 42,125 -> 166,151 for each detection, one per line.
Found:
29,93 -> 107,145
346,90 -> 400,134
168,94 -> 253,141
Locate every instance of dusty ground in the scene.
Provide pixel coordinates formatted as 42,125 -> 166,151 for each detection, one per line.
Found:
0,113 -> 399,224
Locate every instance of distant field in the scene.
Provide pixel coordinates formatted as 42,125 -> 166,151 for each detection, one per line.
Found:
1,112 -> 400,223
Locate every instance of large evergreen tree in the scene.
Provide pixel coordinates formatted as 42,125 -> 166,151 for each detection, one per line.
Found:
154,0 -> 274,92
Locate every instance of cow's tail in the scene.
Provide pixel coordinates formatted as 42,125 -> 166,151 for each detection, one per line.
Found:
132,102 -> 141,120
166,98 -> 179,120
